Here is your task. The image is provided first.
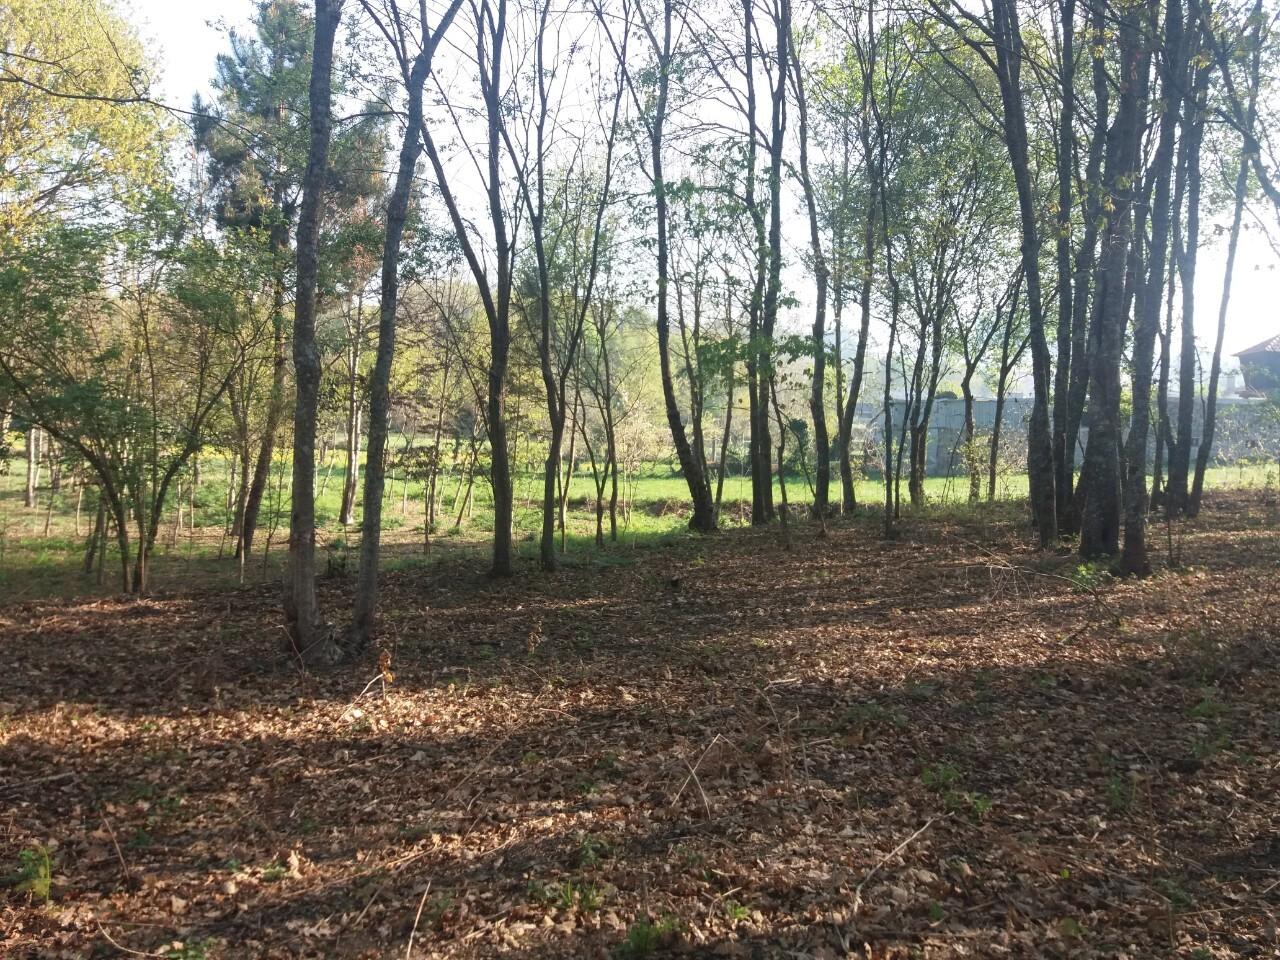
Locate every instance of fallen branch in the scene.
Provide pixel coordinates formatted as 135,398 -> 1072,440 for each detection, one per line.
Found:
404,880 -> 433,959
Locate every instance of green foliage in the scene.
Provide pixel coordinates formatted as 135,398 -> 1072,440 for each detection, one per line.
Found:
1106,773 -> 1138,813
576,834 -> 613,868
527,877 -> 605,913
260,859 -> 287,883
9,845 -> 52,902
614,915 -> 680,958
1069,561 -> 1112,592
921,763 -> 961,791
723,900 -> 751,922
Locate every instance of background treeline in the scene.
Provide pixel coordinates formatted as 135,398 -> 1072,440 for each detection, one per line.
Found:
2,0 -> 1278,662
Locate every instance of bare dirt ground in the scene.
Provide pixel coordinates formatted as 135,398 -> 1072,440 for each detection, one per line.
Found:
2,493 -> 1278,959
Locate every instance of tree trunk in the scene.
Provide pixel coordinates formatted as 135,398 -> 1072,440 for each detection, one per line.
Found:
25,427 -> 39,508
1190,122 -> 1252,515
284,0 -> 343,667
652,1 -> 714,532
990,0 -> 1056,545
1079,1 -> 1149,561
351,16 -> 452,646
1051,0 -> 1077,527
239,251 -> 288,560
1167,52 -> 1210,515
1121,0 -> 1184,575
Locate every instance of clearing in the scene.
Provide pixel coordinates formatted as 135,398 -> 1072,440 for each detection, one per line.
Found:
1,494 -> 1278,959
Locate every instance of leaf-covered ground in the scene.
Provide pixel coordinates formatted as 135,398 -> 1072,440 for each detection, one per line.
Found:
2,494 -> 1278,959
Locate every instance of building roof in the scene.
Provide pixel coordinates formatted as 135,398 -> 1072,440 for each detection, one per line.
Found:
1236,333 -> 1280,357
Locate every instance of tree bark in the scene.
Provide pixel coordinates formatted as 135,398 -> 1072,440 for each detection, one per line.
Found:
351,1 -> 460,646
1120,0 -> 1184,575
1079,1 -> 1149,561
1191,24 -> 1257,515
990,0 -> 1057,546
284,0 -> 343,666
790,33 -> 830,520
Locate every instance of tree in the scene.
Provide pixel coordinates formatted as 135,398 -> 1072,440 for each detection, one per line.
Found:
929,0 -> 1058,546
1077,0 -> 1151,561
0,198 -> 252,593
349,0 -> 463,647
284,0 -> 345,666
0,0 -> 164,244
195,0 -> 384,562
597,0 -> 716,532
1191,0 -> 1264,516
419,0 -> 521,575
789,24 -> 832,520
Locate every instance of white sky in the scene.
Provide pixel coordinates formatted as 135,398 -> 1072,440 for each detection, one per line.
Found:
121,0 -> 1278,366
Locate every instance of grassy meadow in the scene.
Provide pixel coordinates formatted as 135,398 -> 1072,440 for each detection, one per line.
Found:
1,440 -> 1275,601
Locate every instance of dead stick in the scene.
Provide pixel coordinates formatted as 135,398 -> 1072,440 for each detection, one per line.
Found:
852,818 -> 937,916
100,814 -> 132,886
405,880 -> 433,959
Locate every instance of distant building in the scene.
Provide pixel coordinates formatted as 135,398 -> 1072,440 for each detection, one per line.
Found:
1236,334 -> 1280,395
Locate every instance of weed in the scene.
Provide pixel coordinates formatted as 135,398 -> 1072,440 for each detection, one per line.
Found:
614,915 -> 680,958
836,702 -> 905,736
557,878 -> 604,912
1191,732 -> 1230,760
921,763 -> 961,791
576,834 -> 612,868
1057,916 -> 1086,939
594,752 -> 623,778
127,828 -> 154,850
423,891 -> 454,926
723,900 -> 750,922
1106,773 -> 1137,813
526,878 -> 554,905
9,845 -> 53,902
260,859 -> 287,882
1154,877 -> 1195,911
1189,691 -> 1225,720
904,681 -> 941,702
1069,561 -> 1110,592
673,844 -> 704,870
927,902 -> 946,922
966,793 -> 994,821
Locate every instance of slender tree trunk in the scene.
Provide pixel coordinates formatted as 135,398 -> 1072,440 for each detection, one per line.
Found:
1168,51 -> 1210,514
1051,0 -> 1077,526
1191,129 -> 1252,514
284,0 -> 343,666
239,246 -> 289,560
715,371 -> 735,517
790,28 -> 829,520
651,1 -> 714,532
838,188 -> 877,513
351,12 -> 455,645
25,427 -> 39,508
1079,2 -> 1149,560
1121,0 -> 1184,575
990,0 -> 1056,545
341,354 -> 362,527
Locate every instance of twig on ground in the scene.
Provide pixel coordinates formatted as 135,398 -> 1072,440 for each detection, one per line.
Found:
93,922 -> 166,958
851,818 -> 937,916
100,814 -> 132,887
405,880 -> 433,960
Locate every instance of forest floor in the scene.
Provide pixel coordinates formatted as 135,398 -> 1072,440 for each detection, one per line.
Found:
1,492 -> 1278,959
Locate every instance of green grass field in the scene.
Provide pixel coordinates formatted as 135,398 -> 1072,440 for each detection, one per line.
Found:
1,447 -> 1275,601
